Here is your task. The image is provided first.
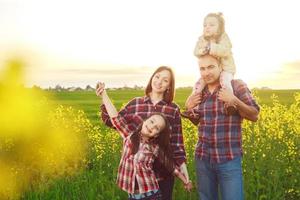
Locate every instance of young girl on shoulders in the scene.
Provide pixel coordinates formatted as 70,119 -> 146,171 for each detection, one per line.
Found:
182,12 -> 237,120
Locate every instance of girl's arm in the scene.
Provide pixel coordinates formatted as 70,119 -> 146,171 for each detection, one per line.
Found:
96,82 -> 131,138
96,83 -> 118,118
194,36 -> 210,57
209,33 -> 232,57
174,168 -> 193,191
174,168 -> 187,183
179,163 -> 190,183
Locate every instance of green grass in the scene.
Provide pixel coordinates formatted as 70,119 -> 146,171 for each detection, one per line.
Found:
21,88 -> 299,200
46,88 -> 300,126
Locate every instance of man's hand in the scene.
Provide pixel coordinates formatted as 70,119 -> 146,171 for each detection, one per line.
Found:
218,88 -> 236,105
185,93 -> 202,110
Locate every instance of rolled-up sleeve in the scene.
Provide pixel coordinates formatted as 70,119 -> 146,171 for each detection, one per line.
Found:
111,115 -> 131,139
170,107 -> 187,165
235,80 -> 260,112
100,98 -> 138,129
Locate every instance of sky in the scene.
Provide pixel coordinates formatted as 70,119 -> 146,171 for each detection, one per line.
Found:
0,0 -> 300,89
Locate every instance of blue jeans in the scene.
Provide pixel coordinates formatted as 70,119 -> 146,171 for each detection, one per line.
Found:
195,156 -> 243,200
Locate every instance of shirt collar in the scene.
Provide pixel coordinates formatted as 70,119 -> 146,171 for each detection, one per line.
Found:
203,84 -> 222,95
144,96 -> 167,105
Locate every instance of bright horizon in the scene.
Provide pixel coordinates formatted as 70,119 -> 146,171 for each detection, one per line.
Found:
1,0 -> 300,89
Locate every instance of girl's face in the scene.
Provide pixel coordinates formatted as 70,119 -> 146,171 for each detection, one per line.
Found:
141,115 -> 166,139
151,70 -> 171,94
203,16 -> 219,38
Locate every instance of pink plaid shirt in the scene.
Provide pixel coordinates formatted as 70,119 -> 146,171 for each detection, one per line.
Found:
194,80 -> 260,163
101,96 -> 186,179
111,115 -> 160,194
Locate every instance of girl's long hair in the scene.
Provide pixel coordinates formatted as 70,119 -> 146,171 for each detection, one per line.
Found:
145,66 -> 175,104
130,113 -> 175,173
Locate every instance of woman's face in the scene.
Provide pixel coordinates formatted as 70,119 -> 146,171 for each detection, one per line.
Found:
141,115 -> 166,139
203,16 -> 219,38
151,70 -> 171,94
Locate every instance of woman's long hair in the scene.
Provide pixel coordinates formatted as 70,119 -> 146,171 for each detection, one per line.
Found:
145,66 -> 175,104
130,113 -> 175,173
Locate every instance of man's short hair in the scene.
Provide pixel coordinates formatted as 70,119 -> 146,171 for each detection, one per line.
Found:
198,54 -> 221,66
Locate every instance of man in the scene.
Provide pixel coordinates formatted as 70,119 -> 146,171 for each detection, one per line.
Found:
184,54 -> 260,200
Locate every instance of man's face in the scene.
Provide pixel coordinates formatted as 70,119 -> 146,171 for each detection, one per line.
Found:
198,55 -> 222,85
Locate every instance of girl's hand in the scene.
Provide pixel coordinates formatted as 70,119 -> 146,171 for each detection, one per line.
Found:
184,181 -> 193,192
96,82 -> 106,97
199,47 -> 209,55
210,38 -> 216,43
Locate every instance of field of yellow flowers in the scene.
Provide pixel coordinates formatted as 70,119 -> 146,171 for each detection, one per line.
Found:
17,92 -> 300,200
1,59 -> 299,199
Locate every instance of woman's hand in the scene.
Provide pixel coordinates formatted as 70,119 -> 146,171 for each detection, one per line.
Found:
96,82 -> 106,97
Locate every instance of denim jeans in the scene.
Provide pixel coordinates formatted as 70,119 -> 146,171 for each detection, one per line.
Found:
195,156 -> 243,200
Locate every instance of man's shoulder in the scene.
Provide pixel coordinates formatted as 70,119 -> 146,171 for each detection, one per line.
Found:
231,79 -> 250,93
232,79 -> 247,87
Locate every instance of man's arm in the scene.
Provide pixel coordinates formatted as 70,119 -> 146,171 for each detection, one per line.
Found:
232,95 -> 259,122
218,81 -> 260,122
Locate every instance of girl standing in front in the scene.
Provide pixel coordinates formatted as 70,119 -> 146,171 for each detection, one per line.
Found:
96,83 -> 192,200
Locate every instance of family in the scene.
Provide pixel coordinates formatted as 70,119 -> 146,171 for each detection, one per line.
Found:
96,12 -> 260,200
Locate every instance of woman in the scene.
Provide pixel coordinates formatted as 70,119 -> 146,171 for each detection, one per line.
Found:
99,66 -> 191,200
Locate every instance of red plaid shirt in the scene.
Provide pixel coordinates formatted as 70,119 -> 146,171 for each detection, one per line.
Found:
194,80 -> 260,163
101,96 -> 186,179
111,115 -> 160,194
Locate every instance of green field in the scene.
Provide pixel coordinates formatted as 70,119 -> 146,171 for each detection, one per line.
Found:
20,89 -> 300,200
46,88 -> 300,126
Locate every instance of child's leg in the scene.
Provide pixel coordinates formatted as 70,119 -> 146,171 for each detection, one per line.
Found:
193,77 -> 206,95
191,78 -> 206,115
220,71 -> 237,115
220,71 -> 234,93
181,78 -> 204,125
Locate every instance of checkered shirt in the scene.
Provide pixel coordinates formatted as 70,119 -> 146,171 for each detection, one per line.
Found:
194,80 -> 260,163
